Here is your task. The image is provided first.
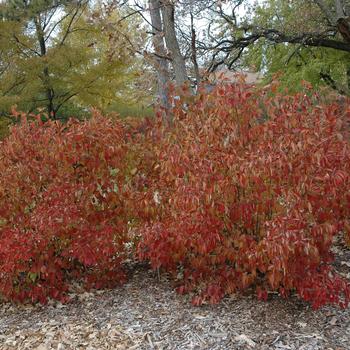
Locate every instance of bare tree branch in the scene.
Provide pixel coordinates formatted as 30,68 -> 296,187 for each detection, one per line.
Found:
59,0 -> 88,47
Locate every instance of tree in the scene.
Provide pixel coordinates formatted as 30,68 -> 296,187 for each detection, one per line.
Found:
160,0 -> 188,86
147,0 -> 189,111
0,0 -> 139,119
114,0 -> 214,110
149,0 -> 171,110
203,0 -> 350,93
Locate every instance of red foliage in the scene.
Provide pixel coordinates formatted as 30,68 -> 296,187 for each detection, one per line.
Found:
1,84 -> 349,310
0,112 -> 131,303
137,84 -> 350,309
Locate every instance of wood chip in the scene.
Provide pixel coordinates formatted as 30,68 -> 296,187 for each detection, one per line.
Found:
0,257 -> 349,350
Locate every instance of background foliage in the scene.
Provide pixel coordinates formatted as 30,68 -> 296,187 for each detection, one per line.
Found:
0,0 -> 146,122
241,0 -> 350,93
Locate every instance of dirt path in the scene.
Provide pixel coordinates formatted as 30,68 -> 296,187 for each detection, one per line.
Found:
0,262 -> 349,350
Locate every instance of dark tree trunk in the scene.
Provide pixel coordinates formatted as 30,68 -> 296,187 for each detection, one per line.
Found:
190,12 -> 201,92
34,15 -> 55,119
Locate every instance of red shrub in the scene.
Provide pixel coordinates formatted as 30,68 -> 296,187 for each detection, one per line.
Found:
137,84 -> 350,309
1,85 -> 349,309
0,112 -> 131,303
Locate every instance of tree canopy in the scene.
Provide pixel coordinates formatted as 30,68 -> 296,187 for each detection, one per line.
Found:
204,0 -> 350,93
1,0 -> 350,121
0,0 -> 142,119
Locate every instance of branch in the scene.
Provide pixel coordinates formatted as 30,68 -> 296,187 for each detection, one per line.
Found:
59,1 -> 88,47
2,77 -> 25,96
45,11 -> 71,42
320,70 -> 346,94
42,5 -> 60,31
12,34 -> 41,56
208,28 -> 350,54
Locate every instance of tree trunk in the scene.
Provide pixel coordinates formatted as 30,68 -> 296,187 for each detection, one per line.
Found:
335,0 -> 346,18
337,17 -> 350,44
346,64 -> 350,93
149,0 -> 171,112
190,12 -> 201,92
160,0 -> 188,86
34,15 -> 55,119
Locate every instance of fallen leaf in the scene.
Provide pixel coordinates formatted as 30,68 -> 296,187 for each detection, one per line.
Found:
235,334 -> 256,348
329,316 -> 338,326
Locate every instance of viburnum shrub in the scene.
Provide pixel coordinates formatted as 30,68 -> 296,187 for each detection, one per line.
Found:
137,82 -> 350,309
0,111 -> 132,303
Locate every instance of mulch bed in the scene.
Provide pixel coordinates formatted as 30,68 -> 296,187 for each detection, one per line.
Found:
0,245 -> 350,350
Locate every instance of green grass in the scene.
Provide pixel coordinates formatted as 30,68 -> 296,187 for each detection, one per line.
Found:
0,118 -> 10,140
107,102 -> 154,119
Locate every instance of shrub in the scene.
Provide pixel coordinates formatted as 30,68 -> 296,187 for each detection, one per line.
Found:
1,85 -> 349,309
0,111 -> 131,303
137,83 -> 350,309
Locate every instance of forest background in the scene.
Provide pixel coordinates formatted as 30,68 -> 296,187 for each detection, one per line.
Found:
0,0 -> 349,134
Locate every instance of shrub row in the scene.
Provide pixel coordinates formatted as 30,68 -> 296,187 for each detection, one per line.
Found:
0,85 -> 349,308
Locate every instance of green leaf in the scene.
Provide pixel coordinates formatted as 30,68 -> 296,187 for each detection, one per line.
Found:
28,272 -> 38,283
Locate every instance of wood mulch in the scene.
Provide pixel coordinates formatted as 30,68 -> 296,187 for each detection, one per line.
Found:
0,246 -> 350,350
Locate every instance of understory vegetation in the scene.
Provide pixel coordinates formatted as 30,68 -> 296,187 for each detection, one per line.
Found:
0,83 -> 349,309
